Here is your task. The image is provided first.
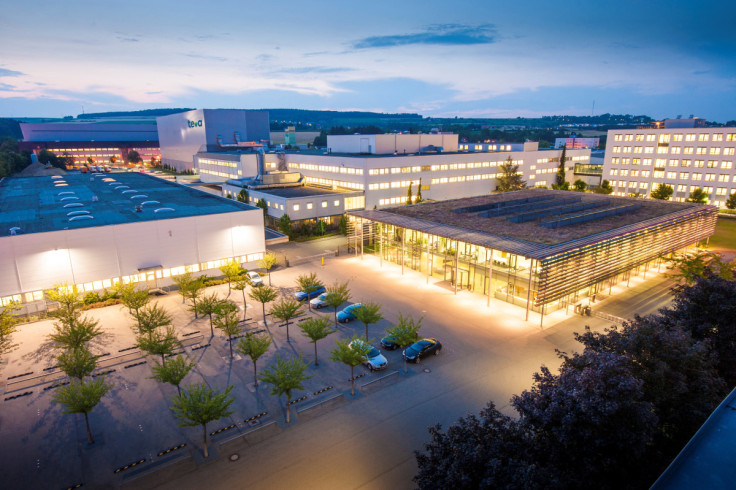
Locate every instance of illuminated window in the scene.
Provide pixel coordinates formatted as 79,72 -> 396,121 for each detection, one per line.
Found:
293,204 -> 300,211
307,203 -> 313,210
334,200 -> 340,206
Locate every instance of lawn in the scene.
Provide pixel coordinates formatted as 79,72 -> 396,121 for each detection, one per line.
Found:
709,217 -> 736,250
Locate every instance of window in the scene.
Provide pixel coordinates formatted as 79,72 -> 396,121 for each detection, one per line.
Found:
698,134 -> 709,142
669,159 -> 679,167
722,161 -> 733,169
682,159 -> 692,167
634,146 -> 643,154
717,187 -> 727,196
644,147 -> 655,154
635,134 -> 644,141
692,173 -> 702,180
334,200 -> 340,206
718,174 -> 729,182
696,147 -> 707,155
623,146 -> 632,152
683,147 -> 694,154
658,134 -> 670,143
321,201 -> 327,208
673,134 -> 683,142
724,148 -> 735,156
670,147 -> 681,154
624,134 -> 634,141
677,184 -> 688,192
293,204 -> 300,211
713,134 -> 724,142
708,160 -> 718,168
667,172 -> 677,179
307,202 -> 313,210
612,146 -> 621,153
646,135 -> 656,142
614,134 -> 623,141
653,171 -> 664,178
685,134 -> 696,142
705,174 -> 716,181
680,172 -> 690,180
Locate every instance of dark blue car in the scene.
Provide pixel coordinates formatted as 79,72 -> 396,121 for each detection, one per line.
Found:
403,338 -> 442,362
294,285 -> 326,301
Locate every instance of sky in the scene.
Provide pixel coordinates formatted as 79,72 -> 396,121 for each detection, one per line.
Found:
0,0 -> 735,121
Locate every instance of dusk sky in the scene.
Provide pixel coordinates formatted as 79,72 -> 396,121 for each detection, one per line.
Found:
1,0 -> 734,121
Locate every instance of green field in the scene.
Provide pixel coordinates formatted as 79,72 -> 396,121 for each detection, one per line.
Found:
710,217 -> 736,250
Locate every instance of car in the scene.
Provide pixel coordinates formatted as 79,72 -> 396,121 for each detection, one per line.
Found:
336,303 -> 363,323
247,271 -> 263,287
294,285 -> 326,302
403,338 -> 442,362
349,339 -> 388,371
310,292 -> 333,309
380,330 -> 419,350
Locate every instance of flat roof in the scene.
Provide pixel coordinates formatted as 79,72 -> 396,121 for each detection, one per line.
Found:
251,185 -> 359,198
280,148 -> 583,159
349,189 -> 713,260
0,172 -> 259,237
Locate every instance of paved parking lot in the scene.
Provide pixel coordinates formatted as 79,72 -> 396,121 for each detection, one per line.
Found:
0,238 -> 678,489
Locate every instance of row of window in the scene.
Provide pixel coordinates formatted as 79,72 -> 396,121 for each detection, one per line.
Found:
610,181 -> 735,196
611,146 -> 735,155
303,177 -> 364,190
613,133 -> 736,142
198,158 -> 238,168
200,168 -> 240,179
431,174 -> 498,184
610,169 -> 736,182
289,163 -> 363,175
366,160 -> 527,176
609,158 -> 734,169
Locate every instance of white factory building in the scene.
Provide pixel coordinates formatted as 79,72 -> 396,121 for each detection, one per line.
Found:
602,126 -> 736,206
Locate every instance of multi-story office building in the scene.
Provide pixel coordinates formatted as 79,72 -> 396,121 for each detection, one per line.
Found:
603,127 -> 736,206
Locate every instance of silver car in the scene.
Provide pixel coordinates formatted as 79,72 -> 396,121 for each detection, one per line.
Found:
349,340 -> 388,371
247,271 -> 263,287
310,292 -> 331,309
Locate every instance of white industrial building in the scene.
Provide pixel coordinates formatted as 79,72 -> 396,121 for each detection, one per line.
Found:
157,109 -> 270,172
602,126 -> 736,206
0,172 -> 266,308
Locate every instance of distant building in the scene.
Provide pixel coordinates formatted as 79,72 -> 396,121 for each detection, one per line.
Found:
554,137 -> 600,149
663,118 -> 707,129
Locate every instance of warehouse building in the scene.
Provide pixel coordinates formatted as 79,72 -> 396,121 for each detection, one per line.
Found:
347,189 -> 715,324
0,172 -> 266,308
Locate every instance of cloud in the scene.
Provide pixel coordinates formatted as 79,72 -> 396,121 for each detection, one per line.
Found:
0,67 -> 24,77
277,66 -> 355,74
185,53 -> 228,62
116,36 -> 140,43
352,24 -> 496,49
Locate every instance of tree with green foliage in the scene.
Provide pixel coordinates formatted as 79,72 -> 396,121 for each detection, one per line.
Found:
0,137 -> 32,177
385,313 -> 423,373
0,301 -> 20,360
416,179 -> 423,203
651,183 -> 674,200
134,302 -> 172,335
495,157 -> 526,192
121,285 -> 150,321
249,285 -> 279,327
572,179 -> 587,192
270,297 -> 303,342
278,213 -> 292,237
330,335 -> 371,396
339,214 -> 349,236
46,284 -> 84,326
170,383 -> 235,458
353,301 -> 383,341
193,293 -> 222,337
219,261 -> 243,296
236,332 -> 272,387
406,182 -> 413,205
256,198 -> 268,218
258,355 -> 312,423
173,273 -> 205,315
237,188 -> 249,203
667,250 -> 734,284
54,378 -> 111,445
49,315 -> 102,350
150,355 -> 195,394
299,317 -> 335,366
57,346 -> 97,380
324,281 -> 352,327
127,150 -> 142,164
555,145 -> 567,188
137,326 -> 180,365
213,301 -> 240,359
593,179 -> 614,194
232,275 -> 250,321
726,192 -> 736,210
295,272 -> 324,312
259,251 -> 278,286
686,187 -> 709,203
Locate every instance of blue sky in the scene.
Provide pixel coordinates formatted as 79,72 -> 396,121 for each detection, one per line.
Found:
1,0 -> 734,121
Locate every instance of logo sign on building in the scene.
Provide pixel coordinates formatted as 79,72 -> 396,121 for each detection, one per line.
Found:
187,120 -> 203,128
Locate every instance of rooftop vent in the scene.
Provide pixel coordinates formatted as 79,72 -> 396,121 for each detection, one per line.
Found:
154,208 -> 175,214
9,227 -> 20,235
57,191 -> 75,196
66,210 -> 90,216
114,185 -> 130,190
51,176 -> 62,180
130,194 -> 148,199
121,190 -> 138,194
140,200 -> 160,206
63,203 -> 84,208
60,196 -> 79,201
68,215 -> 94,222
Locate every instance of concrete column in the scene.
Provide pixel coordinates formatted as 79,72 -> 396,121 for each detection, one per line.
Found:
525,259 -> 535,321
454,241 -> 459,295
487,248 -> 493,307
401,227 -> 405,275
426,234 -> 431,285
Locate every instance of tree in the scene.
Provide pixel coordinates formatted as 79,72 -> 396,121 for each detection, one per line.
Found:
173,273 -> 205,315
127,150 -> 142,164
232,276 -> 250,321
134,302 -> 172,335
193,293 -> 222,337
116,283 -> 150,320
555,145 -> 567,188
406,182 -> 413,205
57,346 -> 96,380
666,250 -> 734,284
49,315 -> 102,350
686,187 -> 709,203
416,179 -> 423,203
385,313 -> 422,373
295,272 -> 324,312
0,301 -> 20,360
258,355 -> 312,423
278,213 -> 292,237
726,192 -> 736,210
256,198 -> 268,218
54,378 -> 111,445
170,383 -> 235,458
338,214 -> 349,236
324,281 -> 351,327
270,297 -> 302,342
213,301 -> 240,359
137,326 -> 180,364
572,179 -> 587,192
46,284 -> 84,326
650,183 -> 674,200
150,355 -> 195,394
249,285 -> 278,327
353,301 -> 383,341
593,179 -> 613,194
258,251 -> 278,286
236,332 -> 272,387
219,261 -> 243,296
495,157 -> 526,192
237,188 -> 249,203
330,335 -> 371,396
298,317 -> 335,366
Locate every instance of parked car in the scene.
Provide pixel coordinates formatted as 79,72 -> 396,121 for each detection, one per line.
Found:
380,330 -> 419,350
247,271 -> 263,287
336,303 -> 363,323
294,285 -> 326,301
403,338 -> 442,362
310,292 -> 333,309
349,339 -> 388,371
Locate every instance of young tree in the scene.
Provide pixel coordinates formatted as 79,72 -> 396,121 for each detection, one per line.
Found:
572,179 -> 587,192
249,285 -> 278,327
416,179 -> 423,203
57,346 -> 96,380
46,284 -> 84,326
170,383 -> 235,458
555,145 -> 567,188
258,355 -> 312,423
232,275 -> 250,321
324,281 -> 351,327
259,251 -> 278,286
385,313 -> 423,373
726,192 -> 736,210
686,187 -> 709,203
270,297 -> 303,342
329,335 -> 371,396
667,250 -> 734,284
593,179 -> 614,194
237,188 -> 249,204
219,261 -> 243,296
193,293 -> 221,337
0,301 -> 20,360
338,214 -> 349,236
137,326 -> 180,365
278,214 -> 292,237
256,198 -> 268,218
150,355 -> 195,394
298,317 -> 335,366
127,150 -> 142,164
173,273 -> 205,315
236,332 -> 272,387
295,272 -> 324,312
213,301 -> 240,359
406,182 -> 413,205
54,378 -> 111,445
495,157 -> 526,192
134,302 -> 172,335
49,316 -> 102,350
121,285 -> 150,322
650,183 -> 674,200
353,301 -> 383,340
